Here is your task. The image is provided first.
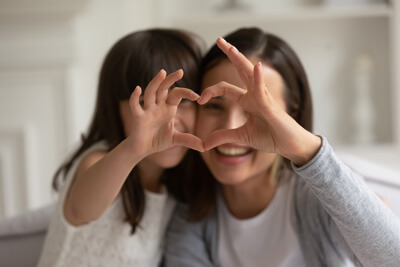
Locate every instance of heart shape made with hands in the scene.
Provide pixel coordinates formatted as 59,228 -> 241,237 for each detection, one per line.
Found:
177,37 -> 321,165
195,88 -> 254,153
169,90 -> 250,153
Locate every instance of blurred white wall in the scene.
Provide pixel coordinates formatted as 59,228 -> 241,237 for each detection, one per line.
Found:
0,0 -> 399,218
0,0 -> 159,217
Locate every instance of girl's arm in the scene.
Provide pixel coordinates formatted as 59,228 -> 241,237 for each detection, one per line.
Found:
64,69 -> 202,226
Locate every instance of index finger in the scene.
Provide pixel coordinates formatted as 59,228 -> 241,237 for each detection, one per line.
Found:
217,37 -> 254,87
166,87 -> 200,106
198,81 -> 246,105
156,69 -> 184,103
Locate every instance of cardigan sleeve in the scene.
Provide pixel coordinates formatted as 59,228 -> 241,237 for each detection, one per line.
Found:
292,136 -> 400,267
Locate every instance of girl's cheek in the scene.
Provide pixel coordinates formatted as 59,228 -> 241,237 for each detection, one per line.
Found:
177,104 -> 197,132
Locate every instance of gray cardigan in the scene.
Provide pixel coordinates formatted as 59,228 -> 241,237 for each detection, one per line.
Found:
163,137 -> 400,267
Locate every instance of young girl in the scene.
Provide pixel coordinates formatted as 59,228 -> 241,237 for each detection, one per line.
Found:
164,28 -> 400,266
38,28 -> 204,267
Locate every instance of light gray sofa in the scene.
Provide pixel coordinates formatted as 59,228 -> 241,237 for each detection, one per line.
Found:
0,204 -> 53,267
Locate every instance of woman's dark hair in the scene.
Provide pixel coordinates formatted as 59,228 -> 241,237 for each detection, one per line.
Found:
185,27 -> 314,221
52,28 -> 203,233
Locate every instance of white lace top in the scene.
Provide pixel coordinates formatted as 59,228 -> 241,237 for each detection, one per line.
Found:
38,143 -> 176,267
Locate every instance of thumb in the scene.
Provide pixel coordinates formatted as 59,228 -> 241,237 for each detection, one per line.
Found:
203,128 -> 247,150
172,132 -> 205,152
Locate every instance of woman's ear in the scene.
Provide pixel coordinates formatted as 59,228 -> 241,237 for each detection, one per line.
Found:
288,103 -> 299,120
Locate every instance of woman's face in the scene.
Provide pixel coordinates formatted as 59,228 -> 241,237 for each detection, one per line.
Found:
119,97 -> 196,169
197,59 -> 286,186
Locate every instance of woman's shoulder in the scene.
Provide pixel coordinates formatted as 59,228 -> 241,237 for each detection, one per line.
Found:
170,201 -> 218,238
280,169 -> 331,231
165,202 -> 218,266
286,170 -> 323,214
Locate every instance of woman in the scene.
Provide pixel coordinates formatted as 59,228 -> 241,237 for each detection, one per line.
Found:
164,27 -> 400,266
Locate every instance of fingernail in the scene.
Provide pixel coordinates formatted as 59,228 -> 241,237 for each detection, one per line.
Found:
230,46 -> 239,53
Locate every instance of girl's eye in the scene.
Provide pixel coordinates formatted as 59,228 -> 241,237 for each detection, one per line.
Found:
178,98 -> 194,108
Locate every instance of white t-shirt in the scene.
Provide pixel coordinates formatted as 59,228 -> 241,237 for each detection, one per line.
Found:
38,142 -> 176,267
217,175 -> 306,267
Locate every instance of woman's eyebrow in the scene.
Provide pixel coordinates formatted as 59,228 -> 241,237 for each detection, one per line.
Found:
210,96 -> 224,101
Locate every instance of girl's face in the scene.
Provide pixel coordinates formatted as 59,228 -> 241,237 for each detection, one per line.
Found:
197,59 -> 286,186
119,97 -> 196,169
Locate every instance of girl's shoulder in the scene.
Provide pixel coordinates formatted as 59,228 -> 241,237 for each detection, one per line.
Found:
75,148 -> 107,178
59,141 -> 109,192
74,141 -> 109,174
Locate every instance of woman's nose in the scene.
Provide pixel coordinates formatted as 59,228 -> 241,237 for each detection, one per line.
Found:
224,108 -> 247,129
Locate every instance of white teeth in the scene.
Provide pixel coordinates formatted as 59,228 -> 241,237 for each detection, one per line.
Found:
216,146 -> 250,156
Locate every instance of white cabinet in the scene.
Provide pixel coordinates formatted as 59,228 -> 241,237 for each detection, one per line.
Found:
156,0 -> 400,147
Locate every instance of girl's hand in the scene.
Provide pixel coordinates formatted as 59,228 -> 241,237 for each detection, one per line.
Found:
128,69 -> 204,156
198,38 -> 321,166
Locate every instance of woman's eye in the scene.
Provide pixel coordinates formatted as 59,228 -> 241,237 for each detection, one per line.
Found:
139,99 -> 144,108
202,102 -> 223,111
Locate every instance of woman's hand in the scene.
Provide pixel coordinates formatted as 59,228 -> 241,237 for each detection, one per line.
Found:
198,38 -> 321,166
127,69 -> 204,155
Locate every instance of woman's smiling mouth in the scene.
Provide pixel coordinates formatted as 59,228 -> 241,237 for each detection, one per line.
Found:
215,144 -> 253,157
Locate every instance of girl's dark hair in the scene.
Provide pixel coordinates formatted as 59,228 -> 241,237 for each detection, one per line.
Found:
185,27 -> 314,221
52,28 -> 203,233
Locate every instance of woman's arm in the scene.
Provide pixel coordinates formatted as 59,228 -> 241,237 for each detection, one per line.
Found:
294,136 -> 400,265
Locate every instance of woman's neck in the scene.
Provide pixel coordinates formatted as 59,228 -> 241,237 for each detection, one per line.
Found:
222,171 -> 278,219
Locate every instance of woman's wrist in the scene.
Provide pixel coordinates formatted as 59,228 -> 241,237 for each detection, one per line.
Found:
286,133 -> 322,167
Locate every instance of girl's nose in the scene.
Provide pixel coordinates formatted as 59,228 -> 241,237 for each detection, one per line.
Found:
174,103 -> 196,132
224,108 -> 247,129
